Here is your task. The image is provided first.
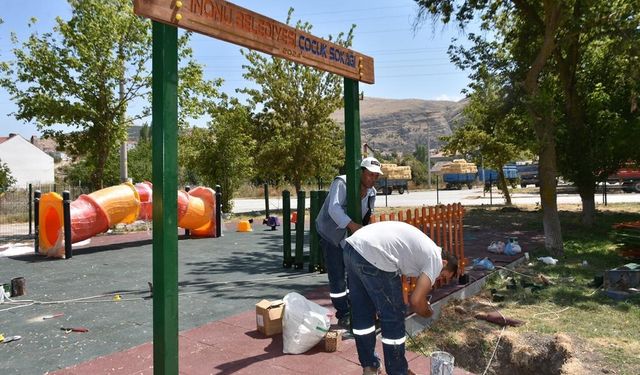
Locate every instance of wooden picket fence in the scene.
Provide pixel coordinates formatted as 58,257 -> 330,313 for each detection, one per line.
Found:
370,203 -> 466,304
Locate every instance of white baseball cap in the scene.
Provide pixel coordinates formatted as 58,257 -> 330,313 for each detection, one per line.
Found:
361,157 -> 383,175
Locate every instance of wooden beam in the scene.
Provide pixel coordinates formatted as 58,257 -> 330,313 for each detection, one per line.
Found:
134,0 -> 375,83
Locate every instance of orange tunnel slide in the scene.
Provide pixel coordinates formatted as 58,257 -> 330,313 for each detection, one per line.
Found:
38,182 -> 217,257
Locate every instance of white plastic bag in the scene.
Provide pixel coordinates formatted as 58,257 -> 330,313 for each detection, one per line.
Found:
282,292 -> 331,354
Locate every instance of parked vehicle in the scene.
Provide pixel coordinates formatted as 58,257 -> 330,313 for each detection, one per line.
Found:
442,172 -> 477,190
608,167 -> 640,193
376,178 -> 409,195
481,166 -> 519,188
375,163 -> 412,195
440,159 -> 478,190
516,164 -> 539,188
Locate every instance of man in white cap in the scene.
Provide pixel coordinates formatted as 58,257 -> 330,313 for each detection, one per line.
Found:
316,156 -> 383,329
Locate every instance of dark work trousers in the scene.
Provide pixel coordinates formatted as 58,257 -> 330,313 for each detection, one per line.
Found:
343,242 -> 408,375
319,235 -> 350,320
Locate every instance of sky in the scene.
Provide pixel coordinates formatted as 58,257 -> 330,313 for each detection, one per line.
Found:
0,0 -> 474,138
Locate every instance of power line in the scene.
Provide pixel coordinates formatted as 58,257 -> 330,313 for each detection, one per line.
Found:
297,4 -> 414,17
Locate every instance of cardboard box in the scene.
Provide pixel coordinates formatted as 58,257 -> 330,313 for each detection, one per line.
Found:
255,299 -> 284,336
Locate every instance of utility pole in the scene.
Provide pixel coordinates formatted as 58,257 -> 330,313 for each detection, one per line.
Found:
118,102 -> 128,181
427,123 -> 431,189
425,111 -> 436,189
118,43 -> 128,183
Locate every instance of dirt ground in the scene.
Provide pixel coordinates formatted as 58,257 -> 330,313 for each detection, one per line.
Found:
415,296 -> 613,375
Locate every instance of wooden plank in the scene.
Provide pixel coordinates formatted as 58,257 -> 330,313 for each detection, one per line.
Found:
134,0 -> 375,83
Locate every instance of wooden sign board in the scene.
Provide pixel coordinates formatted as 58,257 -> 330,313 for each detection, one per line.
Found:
134,0 -> 375,84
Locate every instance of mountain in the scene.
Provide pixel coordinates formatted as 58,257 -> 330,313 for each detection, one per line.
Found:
128,97 -> 468,155
330,96 -> 467,155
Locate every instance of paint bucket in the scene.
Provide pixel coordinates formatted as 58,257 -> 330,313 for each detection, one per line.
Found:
11,277 -> 26,297
430,351 -> 454,375
236,220 -> 253,232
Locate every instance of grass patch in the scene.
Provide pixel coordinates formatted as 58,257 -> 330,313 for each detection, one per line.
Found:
408,205 -> 640,374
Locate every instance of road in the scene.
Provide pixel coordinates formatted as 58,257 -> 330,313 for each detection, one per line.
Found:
232,186 -> 640,214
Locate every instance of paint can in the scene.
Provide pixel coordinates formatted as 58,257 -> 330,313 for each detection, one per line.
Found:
430,351 -> 454,375
10,277 -> 26,297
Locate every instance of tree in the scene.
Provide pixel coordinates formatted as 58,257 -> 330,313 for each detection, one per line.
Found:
127,139 -> 152,183
238,8 -> 348,192
0,0 -> 149,188
553,1 -> 640,226
0,159 -> 16,192
180,102 -> 256,213
441,68 -> 528,205
403,154 -> 429,186
415,0 -> 567,255
0,0 -> 222,188
63,149 -> 120,189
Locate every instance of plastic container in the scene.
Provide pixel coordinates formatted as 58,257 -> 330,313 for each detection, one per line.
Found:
236,220 -> 253,232
431,351 -> 455,375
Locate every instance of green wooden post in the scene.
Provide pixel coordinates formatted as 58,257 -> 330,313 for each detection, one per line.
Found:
294,190 -> 306,269
263,183 -> 270,219
282,190 -> 292,268
309,191 -> 319,272
151,21 -> 179,375
344,78 -> 362,225
317,190 -> 328,272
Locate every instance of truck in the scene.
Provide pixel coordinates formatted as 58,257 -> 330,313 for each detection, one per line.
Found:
516,164 -> 539,188
442,172 -> 477,190
608,166 -> 640,193
482,165 -> 519,188
440,159 -> 478,189
375,163 -> 412,195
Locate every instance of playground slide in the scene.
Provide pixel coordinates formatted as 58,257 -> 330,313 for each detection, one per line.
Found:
38,182 -> 217,257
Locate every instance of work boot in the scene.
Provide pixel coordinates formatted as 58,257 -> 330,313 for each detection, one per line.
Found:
362,366 -> 381,375
338,315 -> 351,330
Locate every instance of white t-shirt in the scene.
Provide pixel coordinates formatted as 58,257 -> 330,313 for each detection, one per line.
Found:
345,221 -> 443,284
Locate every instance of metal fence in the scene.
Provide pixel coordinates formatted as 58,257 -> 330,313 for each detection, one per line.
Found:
0,183 -> 93,243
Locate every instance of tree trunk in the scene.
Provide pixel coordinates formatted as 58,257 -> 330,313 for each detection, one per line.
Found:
520,1 -> 564,256
538,140 -> 564,256
555,4 -> 596,227
578,186 -> 596,227
497,170 -> 512,205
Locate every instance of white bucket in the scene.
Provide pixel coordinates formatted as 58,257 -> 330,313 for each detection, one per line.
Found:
430,351 -> 455,375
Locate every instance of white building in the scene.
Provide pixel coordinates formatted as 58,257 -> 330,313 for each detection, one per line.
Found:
0,134 -> 54,187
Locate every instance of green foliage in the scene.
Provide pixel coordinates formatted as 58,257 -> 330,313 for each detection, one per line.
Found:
176,32 -> 227,129
181,102 -> 256,212
63,150 -> 120,190
127,140 -> 152,183
440,71 -> 528,203
403,155 -> 429,185
238,8 -> 348,191
416,0 -> 640,225
555,9 -> 640,190
413,143 -> 428,164
0,0 -> 150,188
0,0 -> 222,189
0,159 -> 16,191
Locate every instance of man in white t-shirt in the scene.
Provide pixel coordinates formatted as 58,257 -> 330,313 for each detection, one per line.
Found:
343,221 -> 458,375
